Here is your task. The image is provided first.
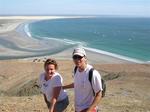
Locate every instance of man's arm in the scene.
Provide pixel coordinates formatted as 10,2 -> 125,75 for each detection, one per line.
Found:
63,83 -> 74,89
87,91 -> 102,112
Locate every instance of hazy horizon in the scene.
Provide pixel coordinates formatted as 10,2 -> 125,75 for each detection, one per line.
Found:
0,0 -> 150,17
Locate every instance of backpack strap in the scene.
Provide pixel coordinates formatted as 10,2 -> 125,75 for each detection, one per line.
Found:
101,78 -> 106,97
88,68 -> 95,96
74,66 -> 95,96
74,66 -> 78,75
74,66 -> 106,97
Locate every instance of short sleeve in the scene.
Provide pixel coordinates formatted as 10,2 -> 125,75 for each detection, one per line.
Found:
92,70 -> 103,93
53,75 -> 62,87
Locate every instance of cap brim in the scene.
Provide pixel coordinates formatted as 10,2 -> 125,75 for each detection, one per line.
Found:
73,53 -> 84,57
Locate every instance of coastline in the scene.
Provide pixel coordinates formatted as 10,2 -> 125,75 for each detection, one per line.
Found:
0,16 -> 146,63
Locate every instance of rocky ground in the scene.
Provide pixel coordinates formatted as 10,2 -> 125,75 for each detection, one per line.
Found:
0,59 -> 150,112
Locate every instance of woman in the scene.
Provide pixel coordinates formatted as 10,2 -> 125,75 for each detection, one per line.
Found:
39,58 -> 69,112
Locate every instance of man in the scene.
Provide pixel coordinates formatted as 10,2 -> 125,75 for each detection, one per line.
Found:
63,47 -> 103,112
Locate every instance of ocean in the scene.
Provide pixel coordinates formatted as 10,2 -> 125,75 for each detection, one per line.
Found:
26,17 -> 150,63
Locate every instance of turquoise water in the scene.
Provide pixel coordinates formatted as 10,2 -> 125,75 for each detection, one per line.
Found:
28,17 -> 150,62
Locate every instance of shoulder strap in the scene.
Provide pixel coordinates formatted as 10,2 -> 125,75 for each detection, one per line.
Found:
101,78 -> 106,97
75,66 -> 106,97
74,67 -> 95,96
88,68 -> 95,96
74,66 -> 78,75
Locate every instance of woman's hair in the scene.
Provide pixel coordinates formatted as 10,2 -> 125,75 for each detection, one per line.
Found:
44,58 -> 58,70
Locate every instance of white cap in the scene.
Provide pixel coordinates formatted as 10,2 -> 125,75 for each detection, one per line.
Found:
72,47 -> 86,57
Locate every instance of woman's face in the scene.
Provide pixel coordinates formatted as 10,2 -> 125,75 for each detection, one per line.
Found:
45,64 -> 56,76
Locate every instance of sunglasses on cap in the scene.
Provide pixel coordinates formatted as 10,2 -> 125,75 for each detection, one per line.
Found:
73,55 -> 84,60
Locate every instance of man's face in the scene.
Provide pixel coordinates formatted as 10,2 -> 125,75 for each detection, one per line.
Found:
73,55 -> 86,67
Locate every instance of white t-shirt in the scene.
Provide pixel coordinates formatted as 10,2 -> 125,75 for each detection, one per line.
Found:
39,72 -> 67,102
74,64 -> 103,112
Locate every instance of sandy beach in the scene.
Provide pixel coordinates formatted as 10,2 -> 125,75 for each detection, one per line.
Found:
0,16 -> 78,60
0,16 -> 150,112
0,16 -> 133,63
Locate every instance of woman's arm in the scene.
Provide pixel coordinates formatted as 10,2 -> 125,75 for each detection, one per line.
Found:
63,83 -> 74,89
49,86 -> 61,112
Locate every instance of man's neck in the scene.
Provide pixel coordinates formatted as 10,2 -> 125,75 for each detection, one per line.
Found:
78,63 -> 87,72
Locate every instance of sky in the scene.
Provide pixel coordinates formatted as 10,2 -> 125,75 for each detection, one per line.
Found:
0,0 -> 150,17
